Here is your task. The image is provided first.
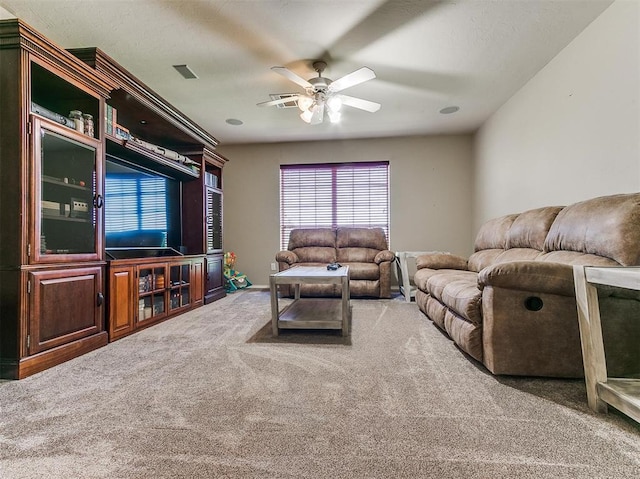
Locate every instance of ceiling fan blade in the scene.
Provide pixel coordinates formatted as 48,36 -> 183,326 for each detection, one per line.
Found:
271,66 -> 313,89
338,94 -> 381,113
257,95 -> 301,107
328,67 -> 376,93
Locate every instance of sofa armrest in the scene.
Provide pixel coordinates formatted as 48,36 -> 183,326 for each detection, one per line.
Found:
416,252 -> 468,271
275,250 -> 299,265
374,250 -> 396,264
478,261 -> 575,296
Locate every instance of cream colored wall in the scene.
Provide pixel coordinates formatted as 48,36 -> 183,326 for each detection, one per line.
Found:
0,6 -> 14,18
473,0 -> 640,231
218,135 -> 473,286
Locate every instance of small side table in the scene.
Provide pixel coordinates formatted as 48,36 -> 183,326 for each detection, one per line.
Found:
573,265 -> 640,423
395,251 -> 431,303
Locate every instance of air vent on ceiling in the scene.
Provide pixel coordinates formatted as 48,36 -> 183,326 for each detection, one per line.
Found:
173,64 -> 198,79
269,93 -> 299,109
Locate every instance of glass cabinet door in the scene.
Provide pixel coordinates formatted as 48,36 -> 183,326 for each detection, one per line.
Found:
169,263 -> 191,311
32,116 -> 102,263
137,266 -> 167,322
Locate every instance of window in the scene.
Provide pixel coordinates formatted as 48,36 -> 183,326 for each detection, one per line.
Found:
280,161 -> 390,249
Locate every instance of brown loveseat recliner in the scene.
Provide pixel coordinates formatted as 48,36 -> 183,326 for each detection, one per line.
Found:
414,192 -> 640,378
276,227 -> 395,298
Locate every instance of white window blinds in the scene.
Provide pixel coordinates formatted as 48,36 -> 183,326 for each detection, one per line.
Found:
279,162 -> 389,249
105,175 -> 167,233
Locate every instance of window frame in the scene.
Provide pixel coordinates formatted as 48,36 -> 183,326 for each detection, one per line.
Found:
279,161 -> 390,250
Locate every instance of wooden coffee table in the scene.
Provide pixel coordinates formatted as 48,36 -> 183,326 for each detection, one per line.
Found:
269,265 -> 351,336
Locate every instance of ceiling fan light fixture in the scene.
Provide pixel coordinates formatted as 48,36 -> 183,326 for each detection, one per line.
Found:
262,61 -> 380,125
309,103 -> 325,125
300,109 -> 313,123
298,95 -> 313,112
327,96 -> 342,112
328,109 -> 341,123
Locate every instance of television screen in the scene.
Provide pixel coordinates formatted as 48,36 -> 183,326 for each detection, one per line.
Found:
104,156 -> 182,250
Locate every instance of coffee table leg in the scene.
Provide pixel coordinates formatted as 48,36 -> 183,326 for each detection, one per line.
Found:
270,276 -> 279,336
341,275 -> 350,336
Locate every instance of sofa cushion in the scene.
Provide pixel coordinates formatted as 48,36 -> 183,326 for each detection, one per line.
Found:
338,247 -> 379,263
414,268 -> 442,291
537,251 -> 619,267
474,214 -> 518,251
425,270 -> 482,325
416,252 -> 467,270
441,280 -> 483,325
494,248 -> 544,263
343,262 -> 380,281
292,247 -> 336,263
336,227 -> 388,250
288,228 -> 336,249
506,206 -> 563,250
468,248 -> 543,272
543,193 -> 640,266
468,249 -> 503,272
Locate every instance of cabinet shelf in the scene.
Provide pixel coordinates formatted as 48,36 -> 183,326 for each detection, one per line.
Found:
106,135 -> 199,181
42,175 -> 91,191
42,214 -> 90,223
138,289 -> 165,297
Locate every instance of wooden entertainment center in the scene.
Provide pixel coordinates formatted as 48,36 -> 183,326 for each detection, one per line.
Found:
0,19 -> 227,379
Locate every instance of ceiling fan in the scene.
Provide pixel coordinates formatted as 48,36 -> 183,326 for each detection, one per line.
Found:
257,61 -> 381,124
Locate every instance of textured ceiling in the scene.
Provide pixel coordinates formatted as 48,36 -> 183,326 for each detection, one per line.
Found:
0,0 -> 613,146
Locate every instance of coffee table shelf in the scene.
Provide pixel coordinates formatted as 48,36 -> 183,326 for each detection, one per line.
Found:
277,299 -> 345,330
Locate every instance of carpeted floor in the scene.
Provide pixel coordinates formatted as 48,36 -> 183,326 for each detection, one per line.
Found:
0,290 -> 638,478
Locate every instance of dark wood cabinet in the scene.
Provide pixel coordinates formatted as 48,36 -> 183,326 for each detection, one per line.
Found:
29,267 -> 105,355
107,265 -> 136,341
0,19 -> 113,379
107,257 -> 205,340
0,20 -> 227,379
192,258 -> 205,305
205,254 -> 226,304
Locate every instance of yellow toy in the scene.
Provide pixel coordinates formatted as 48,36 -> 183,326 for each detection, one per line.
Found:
223,251 -> 251,292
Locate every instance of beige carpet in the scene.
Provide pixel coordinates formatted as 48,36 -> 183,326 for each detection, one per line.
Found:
0,290 -> 638,478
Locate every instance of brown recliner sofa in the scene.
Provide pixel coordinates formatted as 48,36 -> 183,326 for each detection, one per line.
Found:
276,227 -> 395,298
414,192 -> 640,378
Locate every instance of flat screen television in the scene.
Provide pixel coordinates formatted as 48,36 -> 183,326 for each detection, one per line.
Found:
104,155 -> 182,252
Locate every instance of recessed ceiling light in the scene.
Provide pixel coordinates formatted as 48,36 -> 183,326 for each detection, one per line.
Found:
439,106 -> 460,114
226,118 -> 243,126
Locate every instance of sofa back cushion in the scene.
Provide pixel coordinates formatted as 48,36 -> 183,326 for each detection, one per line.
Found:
336,227 -> 388,262
474,214 -> 518,251
468,250 -> 503,272
468,214 -> 518,272
506,206 -> 563,250
288,228 -> 337,263
543,193 -> 640,266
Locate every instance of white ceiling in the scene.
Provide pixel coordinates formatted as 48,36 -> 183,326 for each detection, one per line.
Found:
0,0 -> 613,146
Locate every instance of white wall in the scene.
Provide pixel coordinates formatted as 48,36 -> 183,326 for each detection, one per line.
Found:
473,0 -> 640,230
218,135 -> 473,286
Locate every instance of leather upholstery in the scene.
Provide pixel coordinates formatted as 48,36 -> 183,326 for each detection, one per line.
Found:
276,227 -> 395,298
414,192 -> 640,378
